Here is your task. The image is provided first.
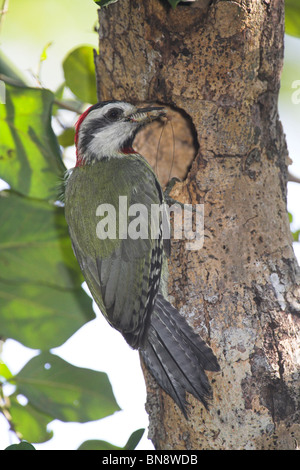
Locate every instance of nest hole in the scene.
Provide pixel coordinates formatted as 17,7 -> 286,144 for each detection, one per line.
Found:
134,104 -> 199,188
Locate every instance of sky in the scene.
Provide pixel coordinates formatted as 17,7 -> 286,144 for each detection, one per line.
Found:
0,0 -> 299,451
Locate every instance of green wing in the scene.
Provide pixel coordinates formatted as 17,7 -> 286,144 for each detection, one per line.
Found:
65,155 -> 165,348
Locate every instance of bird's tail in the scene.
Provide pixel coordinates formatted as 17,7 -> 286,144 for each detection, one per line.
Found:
140,293 -> 220,418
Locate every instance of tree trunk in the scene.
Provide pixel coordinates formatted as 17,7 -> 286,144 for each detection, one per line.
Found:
94,0 -> 300,450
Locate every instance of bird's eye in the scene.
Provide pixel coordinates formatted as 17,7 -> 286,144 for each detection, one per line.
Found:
105,108 -> 123,121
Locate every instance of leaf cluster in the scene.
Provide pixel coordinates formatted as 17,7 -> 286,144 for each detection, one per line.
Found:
285,0 -> 300,38
0,46 -> 142,449
4,428 -> 144,451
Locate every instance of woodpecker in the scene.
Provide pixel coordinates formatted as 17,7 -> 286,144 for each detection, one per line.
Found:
64,100 -> 219,417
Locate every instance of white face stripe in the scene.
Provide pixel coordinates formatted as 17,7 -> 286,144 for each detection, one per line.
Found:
88,120 -> 137,156
78,102 -> 139,159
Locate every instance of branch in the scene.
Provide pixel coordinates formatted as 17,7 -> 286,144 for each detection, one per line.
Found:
288,171 -> 300,184
0,74 -> 82,114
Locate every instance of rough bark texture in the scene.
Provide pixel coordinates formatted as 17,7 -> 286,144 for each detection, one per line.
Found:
95,0 -> 300,450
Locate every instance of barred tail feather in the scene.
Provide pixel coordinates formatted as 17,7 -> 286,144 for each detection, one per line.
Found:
141,293 -> 219,417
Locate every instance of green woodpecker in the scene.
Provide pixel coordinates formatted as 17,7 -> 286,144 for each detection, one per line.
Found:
64,101 -> 219,417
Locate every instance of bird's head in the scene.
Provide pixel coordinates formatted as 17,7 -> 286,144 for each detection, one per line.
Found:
74,100 -> 166,166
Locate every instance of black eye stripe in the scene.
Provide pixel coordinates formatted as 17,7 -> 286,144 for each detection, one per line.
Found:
78,106 -> 126,153
86,117 -> 107,135
85,109 -> 123,135
79,118 -> 107,152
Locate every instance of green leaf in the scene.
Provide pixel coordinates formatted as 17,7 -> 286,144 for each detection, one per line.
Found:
124,428 -> 145,450
78,428 -> 145,450
14,352 -> 120,422
292,229 -> 300,242
78,439 -> 121,450
0,191 -> 95,349
0,84 -> 65,199
167,0 -> 182,8
5,441 -> 36,450
0,361 -> 14,381
58,127 -> 76,148
0,191 -> 83,289
0,279 -> 94,349
63,46 -> 97,104
285,0 -> 300,37
9,395 -> 53,444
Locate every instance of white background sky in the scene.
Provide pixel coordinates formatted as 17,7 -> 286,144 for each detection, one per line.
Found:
0,1 -> 299,450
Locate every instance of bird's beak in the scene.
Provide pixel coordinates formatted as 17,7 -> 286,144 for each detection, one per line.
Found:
127,106 -> 167,124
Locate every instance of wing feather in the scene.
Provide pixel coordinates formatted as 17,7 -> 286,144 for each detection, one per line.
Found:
65,154 -> 166,349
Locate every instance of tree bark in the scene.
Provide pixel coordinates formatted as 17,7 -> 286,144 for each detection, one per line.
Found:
95,0 -> 300,450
